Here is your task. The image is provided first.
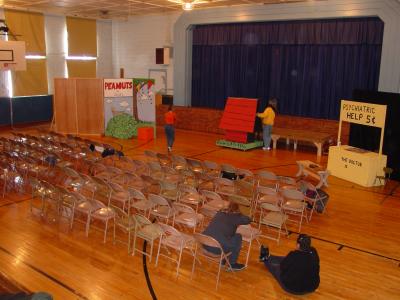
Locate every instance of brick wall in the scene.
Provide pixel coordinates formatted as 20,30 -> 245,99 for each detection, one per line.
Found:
156,105 -> 349,143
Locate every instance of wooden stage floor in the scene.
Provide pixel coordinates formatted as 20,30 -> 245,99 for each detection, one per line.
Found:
0,125 -> 399,300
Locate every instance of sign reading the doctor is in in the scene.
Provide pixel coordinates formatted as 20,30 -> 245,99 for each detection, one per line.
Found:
340,100 -> 387,128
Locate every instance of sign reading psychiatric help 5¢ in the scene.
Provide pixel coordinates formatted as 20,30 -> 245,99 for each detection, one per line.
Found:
340,100 -> 387,128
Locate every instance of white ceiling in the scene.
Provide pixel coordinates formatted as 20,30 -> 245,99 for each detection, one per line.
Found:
0,0 -> 311,20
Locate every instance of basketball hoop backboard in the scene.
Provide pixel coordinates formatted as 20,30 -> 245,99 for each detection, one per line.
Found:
0,40 -> 26,71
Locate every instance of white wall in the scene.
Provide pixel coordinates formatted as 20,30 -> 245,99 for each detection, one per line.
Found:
45,14 -> 67,94
97,20 -> 113,78
112,13 -> 180,94
0,8 -> 10,97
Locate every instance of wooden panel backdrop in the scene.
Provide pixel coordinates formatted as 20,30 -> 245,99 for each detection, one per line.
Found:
76,79 -> 104,135
54,78 -> 77,134
54,78 -> 103,135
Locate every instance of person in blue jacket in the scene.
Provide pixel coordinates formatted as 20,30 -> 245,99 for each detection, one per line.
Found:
202,202 -> 251,271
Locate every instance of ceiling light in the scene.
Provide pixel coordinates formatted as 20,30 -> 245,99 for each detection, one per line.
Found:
182,2 -> 193,10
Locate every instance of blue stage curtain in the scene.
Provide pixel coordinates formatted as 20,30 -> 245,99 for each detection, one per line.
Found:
191,17 -> 383,119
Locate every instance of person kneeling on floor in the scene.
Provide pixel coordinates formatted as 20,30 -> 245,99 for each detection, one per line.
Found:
202,202 -> 251,271
260,234 -> 320,295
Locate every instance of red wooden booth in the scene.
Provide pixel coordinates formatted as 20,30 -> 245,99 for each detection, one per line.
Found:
219,97 -> 258,143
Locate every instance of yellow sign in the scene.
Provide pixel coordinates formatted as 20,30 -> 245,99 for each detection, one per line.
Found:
340,100 -> 386,128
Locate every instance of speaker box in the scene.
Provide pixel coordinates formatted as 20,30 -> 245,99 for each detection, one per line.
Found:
156,48 -> 170,65
162,95 -> 173,105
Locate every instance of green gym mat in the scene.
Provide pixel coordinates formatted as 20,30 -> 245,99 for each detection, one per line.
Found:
216,139 -> 264,151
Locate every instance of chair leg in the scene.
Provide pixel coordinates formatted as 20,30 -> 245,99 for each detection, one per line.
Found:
85,214 -> 91,237
245,239 -> 252,267
69,207 -> 75,229
156,237 -> 163,266
191,246 -> 198,280
216,254 -> 222,290
127,231 -> 131,254
132,232 -> 137,256
103,220 -> 108,243
176,247 -> 184,277
113,221 -> 116,245
148,240 -> 153,262
277,226 -> 281,245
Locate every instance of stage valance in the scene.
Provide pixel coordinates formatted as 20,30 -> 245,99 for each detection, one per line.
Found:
193,17 -> 384,46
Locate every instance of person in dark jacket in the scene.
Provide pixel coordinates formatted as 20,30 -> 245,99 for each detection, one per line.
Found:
259,234 -> 320,295
202,202 -> 251,271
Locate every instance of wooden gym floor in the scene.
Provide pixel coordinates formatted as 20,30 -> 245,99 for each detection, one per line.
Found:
0,125 -> 399,300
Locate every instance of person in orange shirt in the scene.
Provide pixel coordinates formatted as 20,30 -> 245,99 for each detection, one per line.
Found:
164,104 -> 177,152
257,98 -> 277,150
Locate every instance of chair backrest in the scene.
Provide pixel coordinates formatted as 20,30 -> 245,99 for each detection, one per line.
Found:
257,171 -> 279,190
258,193 -> 281,206
160,180 -> 178,191
93,199 -> 106,209
214,177 -> 234,186
158,222 -> 181,237
237,168 -> 254,179
149,193 -> 170,207
203,160 -> 220,171
257,185 -> 277,197
91,176 -> 108,187
80,173 -> 96,187
144,150 -> 158,160
278,176 -> 297,186
200,190 -> 222,202
186,158 -> 204,173
258,170 -> 278,180
72,191 -> 87,203
235,179 -> 254,198
171,155 -> 188,170
109,181 -> 126,194
148,161 -> 162,171
133,214 -> 153,228
162,166 -> 179,175
157,153 -> 171,166
260,202 -> 281,212
173,202 -> 195,214
281,188 -> 304,201
228,194 -> 252,216
179,183 -> 198,195
107,166 -> 123,175
194,233 -> 222,249
63,167 -> 80,179
221,163 -> 236,174
91,177 -> 111,201
90,162 -> 107,176
128,187 -> 147,201
214,177 -> 235,193
110,204 -> 132,226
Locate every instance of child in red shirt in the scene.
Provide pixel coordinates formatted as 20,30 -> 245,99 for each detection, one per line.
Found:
164,105 -> 176,151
